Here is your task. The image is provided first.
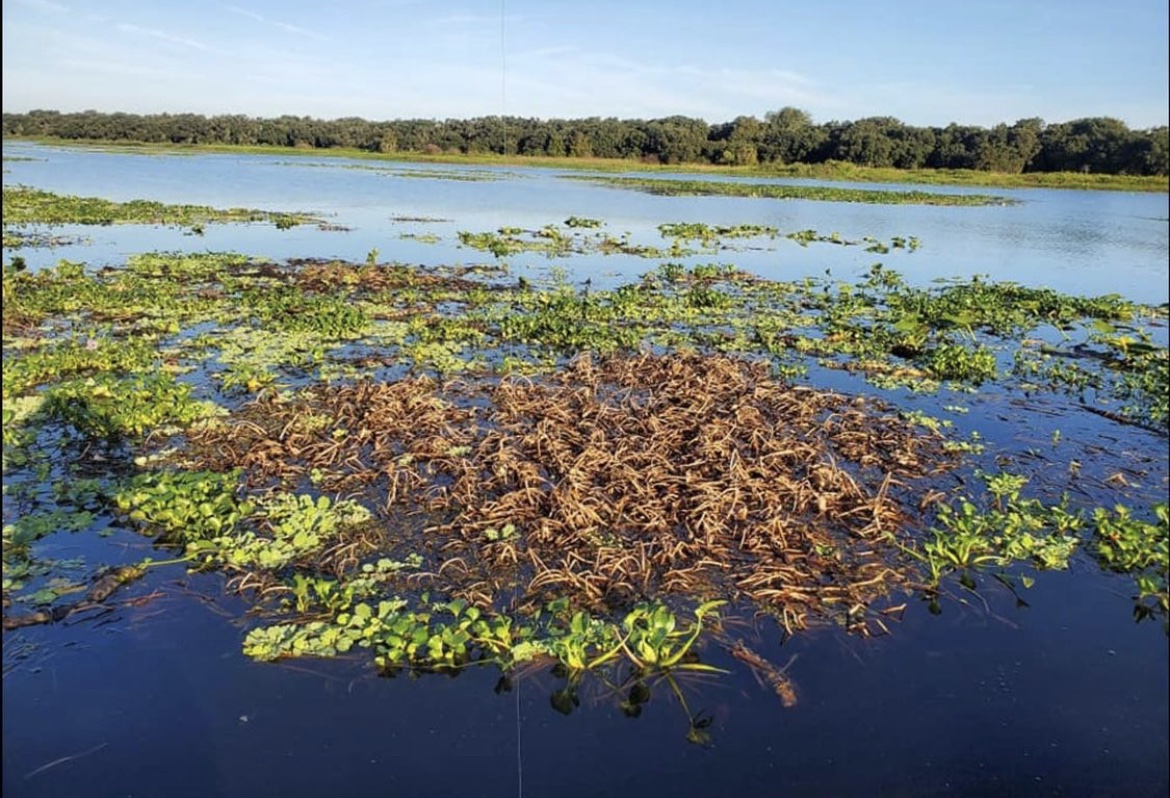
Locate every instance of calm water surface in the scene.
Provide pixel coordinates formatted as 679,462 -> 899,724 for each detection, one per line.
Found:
2,142 -> 1167,798
5,142 -> 1168,301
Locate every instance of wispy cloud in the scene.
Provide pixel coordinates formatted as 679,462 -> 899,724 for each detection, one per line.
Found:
116,23 -> 208,51
225,5 -> 263,23
223,4 -> 332,43
273,21 -> 327,41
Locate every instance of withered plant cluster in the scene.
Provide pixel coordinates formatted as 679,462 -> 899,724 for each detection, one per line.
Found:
187,353 -> 958,631
290,260 -> 479,293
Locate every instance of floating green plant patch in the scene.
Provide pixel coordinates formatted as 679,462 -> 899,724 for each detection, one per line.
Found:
566,176 -> 1016,206
657,222 -> 779,242
3,254 -> 226,333
390,215 -> 452,223
784,229 -> 920,252
43,372 -> 222,440
3,508 -> 96,559
387,168 -> 500,181
2,336 -> 162,398
2,230 -> 90,250
241,285 -> 370,338
458,226 -> 582,258
125,251 -> 255,281
3,232 -> 1166,719
1,395 -> 46,471
1,186 -> 323,229
1093,503 -> 1169,617
902,471 -> 1168,620
564,216 -> 602,228
457,223 -> 688,259
113,469 -> 253,544
186,493 -> 372,571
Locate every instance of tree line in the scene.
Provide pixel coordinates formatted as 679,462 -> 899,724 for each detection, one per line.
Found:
3,108 -> 1167,176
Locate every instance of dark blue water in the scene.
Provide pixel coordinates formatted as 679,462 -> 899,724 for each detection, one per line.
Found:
3,143 -> 1167,798
4,568 -> 1166,798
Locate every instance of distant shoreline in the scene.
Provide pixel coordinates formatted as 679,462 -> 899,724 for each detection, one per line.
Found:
5,136 -> 1166,193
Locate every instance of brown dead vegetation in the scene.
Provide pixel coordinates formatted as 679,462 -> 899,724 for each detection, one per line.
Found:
187,353 -> 957,632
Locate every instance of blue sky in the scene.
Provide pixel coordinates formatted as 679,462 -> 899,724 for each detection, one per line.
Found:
3,0 -> 1167,128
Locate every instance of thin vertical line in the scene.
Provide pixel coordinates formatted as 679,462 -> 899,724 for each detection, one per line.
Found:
500,0 -> 508,156
500,0 -> 507,118
515,674 -> 523,798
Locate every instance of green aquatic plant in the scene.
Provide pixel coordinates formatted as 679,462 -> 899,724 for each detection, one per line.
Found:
3,229 -> 1168,691
243,596 -> 543,670
115,470 -> 375,572
564,216 -> 602,228
907,471 -> 1168,621
187,494 -> 372,571
568,176 -> 1016,206
242,285 -> 369,338
658,221 -> 778,243
617,601 -> 728,672
240,590 -> 728,682
3,508 -> 96,559
1,395 -> 46,471
2,336 -> 162,398
2,186 -> 321,228
114,469 -> 253,544
924,342 -> 998,383
125,251 -> 252,281
43,372 -> 221,439
1093,504 -> 1169,616
543,607 -> 627,672
906,471 -> 1085,590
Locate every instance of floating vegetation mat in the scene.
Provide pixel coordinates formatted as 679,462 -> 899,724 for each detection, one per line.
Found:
1,186 -> 325,236
566,176 -> 1017,206
185,352 -> 957,630
2,240 -> 1166,724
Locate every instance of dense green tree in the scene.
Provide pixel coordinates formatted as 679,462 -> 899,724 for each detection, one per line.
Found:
711,115 -> 763,165
1126,126 -> 1169,176
1034,117 -> 1136,173
3,109 -> 1164,176
761,107 -> 824,164
642,116 -> 709,164
836,117 -> 900,167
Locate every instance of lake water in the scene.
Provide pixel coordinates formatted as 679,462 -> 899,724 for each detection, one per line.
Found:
5,142 -> 1168,302
2,142 -> 1168,798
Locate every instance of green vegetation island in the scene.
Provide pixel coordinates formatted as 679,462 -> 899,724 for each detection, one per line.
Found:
4,108 -> 1167,191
